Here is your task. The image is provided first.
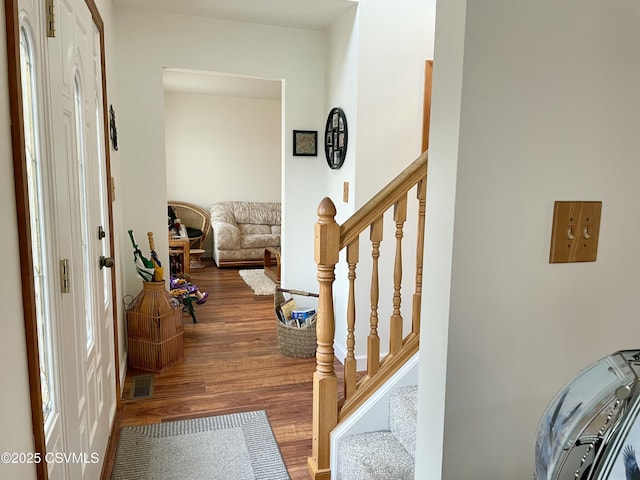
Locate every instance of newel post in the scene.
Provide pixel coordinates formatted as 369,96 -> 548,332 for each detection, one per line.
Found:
308,197 -> 340,480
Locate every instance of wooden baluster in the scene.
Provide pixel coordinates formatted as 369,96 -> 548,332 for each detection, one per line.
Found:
308,197 -> 339,480
390,194 -> 407,354
345,239 -> 359,400
368,217 -> 383,376
412,179 -> 427,335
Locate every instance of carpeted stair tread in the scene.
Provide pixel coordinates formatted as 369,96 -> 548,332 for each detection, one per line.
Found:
338,430 -> 415,480
337,385 -> 418,479
390,385 -> 418,457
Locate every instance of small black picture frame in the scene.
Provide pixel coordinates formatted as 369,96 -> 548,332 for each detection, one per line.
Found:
293,130 -> 318,156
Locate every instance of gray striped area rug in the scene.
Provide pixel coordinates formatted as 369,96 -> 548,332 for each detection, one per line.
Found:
111,410 -> 290,480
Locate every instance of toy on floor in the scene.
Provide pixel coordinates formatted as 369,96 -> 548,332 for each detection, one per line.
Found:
170,275 -> 208,303
169,275 -> 208,324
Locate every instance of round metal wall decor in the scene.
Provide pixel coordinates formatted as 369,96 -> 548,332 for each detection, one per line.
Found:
324,107 -> 348,169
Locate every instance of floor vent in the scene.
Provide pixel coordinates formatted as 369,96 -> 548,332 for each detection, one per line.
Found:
130,374 -> 154,399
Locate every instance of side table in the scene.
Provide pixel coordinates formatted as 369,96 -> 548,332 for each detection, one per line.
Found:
264,246 -> 281,283
169,237 -> 190,276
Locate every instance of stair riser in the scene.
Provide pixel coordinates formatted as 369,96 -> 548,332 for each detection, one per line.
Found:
389,385 -> 418,458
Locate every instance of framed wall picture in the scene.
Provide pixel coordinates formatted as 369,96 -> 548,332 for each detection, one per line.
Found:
293,130 -> 318,156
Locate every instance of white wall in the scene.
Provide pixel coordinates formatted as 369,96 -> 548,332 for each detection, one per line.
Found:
354,0 -> 435,202
164,91 -> 281,255
114,7 -> 326,296
0,5 -> 38,478
325,6 -> 358,223
418,1 -> 640,478
415,0 -> 466,476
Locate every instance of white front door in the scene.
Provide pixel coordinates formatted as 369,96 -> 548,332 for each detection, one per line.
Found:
48,0 -> 116,477
17,0 -> 116,478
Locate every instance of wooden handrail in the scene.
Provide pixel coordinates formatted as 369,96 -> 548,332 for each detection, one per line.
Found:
308,151 -> 428,480
340,151 -> 428,249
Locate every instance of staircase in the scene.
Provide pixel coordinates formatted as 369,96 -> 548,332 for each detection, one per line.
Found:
338,385 -> 418,480
307,151 -> 428,479
307,61 -> 432,480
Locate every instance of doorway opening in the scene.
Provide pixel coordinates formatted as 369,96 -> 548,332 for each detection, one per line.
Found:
163,68 -> 283,263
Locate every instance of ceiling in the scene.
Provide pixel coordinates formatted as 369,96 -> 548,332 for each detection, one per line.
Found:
113,0 -> 358,31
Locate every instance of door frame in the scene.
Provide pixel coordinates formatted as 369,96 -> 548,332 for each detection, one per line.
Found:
3,0 -> 121,478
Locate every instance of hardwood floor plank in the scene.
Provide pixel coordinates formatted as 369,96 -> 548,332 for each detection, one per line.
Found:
101,260 -> 342,480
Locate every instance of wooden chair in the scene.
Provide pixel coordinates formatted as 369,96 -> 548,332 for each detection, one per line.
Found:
168,201 -> 212,268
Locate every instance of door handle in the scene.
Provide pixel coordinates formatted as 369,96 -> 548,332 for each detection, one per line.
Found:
99,256 -> 115,269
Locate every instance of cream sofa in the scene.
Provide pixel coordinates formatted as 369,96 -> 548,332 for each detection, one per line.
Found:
209,201 -> 281,267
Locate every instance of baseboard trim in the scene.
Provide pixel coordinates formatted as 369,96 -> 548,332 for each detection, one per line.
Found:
119,353 -> 127,398
215,258 -> 265,268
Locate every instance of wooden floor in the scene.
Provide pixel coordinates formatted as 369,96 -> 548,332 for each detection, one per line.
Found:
101,260 -> 339,480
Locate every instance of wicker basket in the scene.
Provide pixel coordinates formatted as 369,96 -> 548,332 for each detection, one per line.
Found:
126,281 -> 184,371
274,287 -> 318,358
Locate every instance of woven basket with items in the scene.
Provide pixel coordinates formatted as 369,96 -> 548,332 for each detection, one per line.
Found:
274,287 -> 319,358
